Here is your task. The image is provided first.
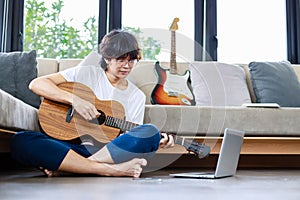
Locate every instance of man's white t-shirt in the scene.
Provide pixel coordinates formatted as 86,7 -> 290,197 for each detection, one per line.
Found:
60,65 -> 146,125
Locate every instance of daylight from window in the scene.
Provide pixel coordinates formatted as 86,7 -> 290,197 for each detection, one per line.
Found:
122,0 -> 194,62
46,0 -> 99,30
24,0 -> 99,58
217,0 -> 287,63
24,0 -> 287,63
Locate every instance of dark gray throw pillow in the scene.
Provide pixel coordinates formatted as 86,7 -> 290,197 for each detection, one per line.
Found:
249,61 -> 300,107
0,50 -> 41,108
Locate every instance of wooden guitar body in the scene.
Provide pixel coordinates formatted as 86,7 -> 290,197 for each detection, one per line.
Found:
39,82 -> 125,143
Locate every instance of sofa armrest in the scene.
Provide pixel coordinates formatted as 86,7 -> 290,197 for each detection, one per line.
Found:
0,89 -> 40,131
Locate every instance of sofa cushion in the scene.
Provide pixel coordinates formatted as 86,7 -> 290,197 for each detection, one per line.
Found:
127,61 -> 157,104
144,105 -> 300,136
293,65 -> 300,80
190,62 -> 251,106
249,61 -> 300,107
59,59 -> 82,71
36,58 -> 59,77
78,51 -> 101,66
59,51 -> 101,72
241,64 -> 257,103
0,50 -> 41,108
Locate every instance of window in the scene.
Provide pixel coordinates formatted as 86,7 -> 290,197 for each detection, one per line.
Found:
24,0 -> 99,58
217,0 -> 287,63
20,0 -> 293,63
122,0 -> 194,62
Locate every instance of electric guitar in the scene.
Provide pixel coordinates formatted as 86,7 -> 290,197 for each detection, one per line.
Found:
151,18 -> 195,106
38,82 -> 210,159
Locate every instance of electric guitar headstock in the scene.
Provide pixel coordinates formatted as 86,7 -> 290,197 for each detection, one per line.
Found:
169,17 -> 179,31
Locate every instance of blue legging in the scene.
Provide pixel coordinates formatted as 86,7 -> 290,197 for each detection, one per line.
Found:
10,124 -> 161,171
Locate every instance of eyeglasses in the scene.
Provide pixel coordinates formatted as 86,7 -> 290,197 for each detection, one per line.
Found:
115,59 -> 138,67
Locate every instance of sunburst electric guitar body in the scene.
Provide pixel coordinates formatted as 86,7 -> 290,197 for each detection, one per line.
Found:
151,18 -> 195,106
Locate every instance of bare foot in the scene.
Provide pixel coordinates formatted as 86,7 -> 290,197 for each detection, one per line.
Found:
103,158 -> 147,178
39,158 -> 147,178
39,167 -> 61,177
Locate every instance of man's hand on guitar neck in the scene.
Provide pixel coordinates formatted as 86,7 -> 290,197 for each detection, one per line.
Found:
72,95 -> 100,121
159,132 -> 175,149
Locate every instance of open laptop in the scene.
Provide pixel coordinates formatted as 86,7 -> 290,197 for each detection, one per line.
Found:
170,128 -> 245,179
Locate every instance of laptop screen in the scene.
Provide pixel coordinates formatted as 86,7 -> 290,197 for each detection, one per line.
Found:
215,128 -> 245,177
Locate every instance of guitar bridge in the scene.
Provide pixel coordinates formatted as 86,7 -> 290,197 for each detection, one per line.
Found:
66,106 -> 74,123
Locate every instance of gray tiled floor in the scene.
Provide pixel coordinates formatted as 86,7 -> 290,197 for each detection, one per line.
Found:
1,168 -> 300,200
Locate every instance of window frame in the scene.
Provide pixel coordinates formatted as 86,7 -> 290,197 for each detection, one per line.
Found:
0,0 -> 299,64
0,0 -> 24,52
286,0 -> 300,64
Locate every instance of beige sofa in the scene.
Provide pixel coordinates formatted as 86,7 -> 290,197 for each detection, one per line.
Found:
1,56 -> 300,165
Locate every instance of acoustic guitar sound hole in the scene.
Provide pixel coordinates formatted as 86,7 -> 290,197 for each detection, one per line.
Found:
89,110 -> 106,125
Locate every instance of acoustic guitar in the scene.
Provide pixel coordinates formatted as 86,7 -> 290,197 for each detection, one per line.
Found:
151,18 -> 195,106
38,82 -> 210,159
